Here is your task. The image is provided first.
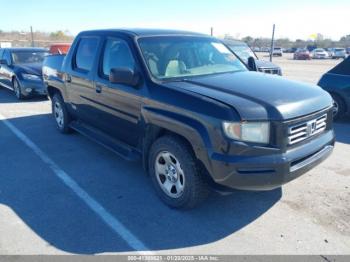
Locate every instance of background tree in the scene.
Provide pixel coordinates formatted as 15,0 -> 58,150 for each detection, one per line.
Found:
241,36 -> 254,46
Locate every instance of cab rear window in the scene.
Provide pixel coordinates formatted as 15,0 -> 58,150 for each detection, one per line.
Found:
74,37 -> 99,72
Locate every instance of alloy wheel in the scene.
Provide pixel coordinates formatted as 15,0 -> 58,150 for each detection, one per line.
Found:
333,100 -> 339,118
13,80 -> 20,98
154,151 -> 185,199
54,101 -> 64,128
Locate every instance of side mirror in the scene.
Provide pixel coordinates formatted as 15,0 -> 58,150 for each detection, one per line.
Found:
109,67 -> 140,87
0,59 -> 8,66
247,56 -> 257,71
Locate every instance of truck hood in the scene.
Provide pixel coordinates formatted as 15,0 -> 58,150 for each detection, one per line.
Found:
165,71 -> 332,121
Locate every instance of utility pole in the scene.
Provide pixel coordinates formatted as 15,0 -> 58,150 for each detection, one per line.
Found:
30,26 -> 34,47
270,24 -> 275,62
210,27 -> 213,36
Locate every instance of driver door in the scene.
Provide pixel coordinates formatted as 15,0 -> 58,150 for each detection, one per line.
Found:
94,36 -> 143,147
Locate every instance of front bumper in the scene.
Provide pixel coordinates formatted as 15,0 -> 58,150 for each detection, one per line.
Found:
296,55 -> 311,60
208,130 -> 335,191
332,55 -> 347,59
18,79 -> 47,96
257,67 -> 282,76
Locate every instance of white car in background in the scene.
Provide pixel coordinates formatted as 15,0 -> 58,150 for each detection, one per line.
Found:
326,48 -> 335,57
332,48 -> 348,59
272,47 -> 283,56
312,48 -> 329,59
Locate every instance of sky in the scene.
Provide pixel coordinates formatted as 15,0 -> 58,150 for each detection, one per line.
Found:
0,0 -> 349,40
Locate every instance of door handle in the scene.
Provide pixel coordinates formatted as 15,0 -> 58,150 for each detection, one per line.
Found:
66,74 -> 72,83
96,85 -> 102,93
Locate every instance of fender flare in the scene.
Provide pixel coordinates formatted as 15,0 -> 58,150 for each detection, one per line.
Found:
141,106 -> 215,174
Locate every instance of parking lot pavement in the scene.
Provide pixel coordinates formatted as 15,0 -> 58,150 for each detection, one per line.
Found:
0,66 -> 350,255
257,53 -> 342,84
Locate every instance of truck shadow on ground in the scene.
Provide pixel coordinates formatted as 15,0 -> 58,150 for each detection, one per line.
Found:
0,88 -> 48,103
0,113 -> 282,254
334,117 -> 350,144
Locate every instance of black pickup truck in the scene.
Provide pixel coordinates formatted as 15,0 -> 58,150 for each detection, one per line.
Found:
43,29 -> 335,209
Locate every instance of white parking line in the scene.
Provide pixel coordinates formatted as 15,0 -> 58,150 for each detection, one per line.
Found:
0,113 -> 150,253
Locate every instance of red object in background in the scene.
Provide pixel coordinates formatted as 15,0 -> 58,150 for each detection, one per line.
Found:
293,49 -> 312,60
49,43 -> 71,54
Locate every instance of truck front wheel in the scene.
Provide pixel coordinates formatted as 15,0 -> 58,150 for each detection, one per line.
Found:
332,93 -> 346,120
52,93 -> 71,133
148,135 -> 209,209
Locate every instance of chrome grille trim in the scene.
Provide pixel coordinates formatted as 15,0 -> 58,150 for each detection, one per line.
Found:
258,68 -> 280,75
288,114 -> 327,145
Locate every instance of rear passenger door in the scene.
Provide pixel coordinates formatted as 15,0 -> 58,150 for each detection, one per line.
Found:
65,36 -> 101,125
94,36 -> 143,147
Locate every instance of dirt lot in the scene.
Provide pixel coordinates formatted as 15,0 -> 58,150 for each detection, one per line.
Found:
0,54 -> 349,255
258,53 -> 342,83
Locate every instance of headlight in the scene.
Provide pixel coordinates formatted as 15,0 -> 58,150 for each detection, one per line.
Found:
22,73 -> 41,81
223,121 -> 270,144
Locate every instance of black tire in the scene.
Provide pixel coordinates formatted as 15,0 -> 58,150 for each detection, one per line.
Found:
52,93 -> 72,133
148,135 -> 209,209
331,93 -> 346,121
13,78 -> 25,100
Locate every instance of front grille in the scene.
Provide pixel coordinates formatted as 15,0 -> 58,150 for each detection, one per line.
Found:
259,68 -> 280,75
288,114 -> 327,145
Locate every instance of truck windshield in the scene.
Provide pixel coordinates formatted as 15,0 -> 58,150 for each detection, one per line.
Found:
11,51 -> 49,64
138,36 -> 247,80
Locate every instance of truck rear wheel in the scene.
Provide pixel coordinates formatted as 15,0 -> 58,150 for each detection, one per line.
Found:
148,135 -> 209,209
52,93 -> 72,133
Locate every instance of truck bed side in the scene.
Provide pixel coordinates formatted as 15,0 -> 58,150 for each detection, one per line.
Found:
42,54 -> 66,98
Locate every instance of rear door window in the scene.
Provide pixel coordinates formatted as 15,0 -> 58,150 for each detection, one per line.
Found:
74,37 -> 99,72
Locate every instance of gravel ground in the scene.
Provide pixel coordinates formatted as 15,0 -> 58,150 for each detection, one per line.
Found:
257,53 -> 342,84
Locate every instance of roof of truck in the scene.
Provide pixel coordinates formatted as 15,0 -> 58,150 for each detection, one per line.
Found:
80,28 -> 209,37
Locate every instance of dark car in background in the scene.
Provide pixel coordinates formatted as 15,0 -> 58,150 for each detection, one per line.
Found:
0,48 -> 49,99
318,56 -> 350,120
224,40 -> 282,75
285,48 -> 297,53
293,48 -> 312,60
